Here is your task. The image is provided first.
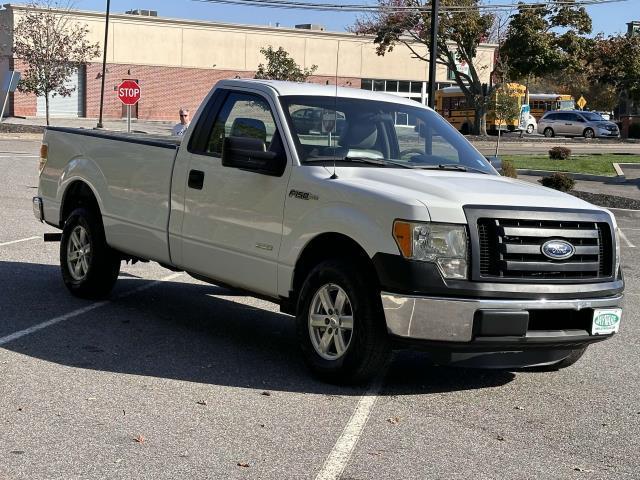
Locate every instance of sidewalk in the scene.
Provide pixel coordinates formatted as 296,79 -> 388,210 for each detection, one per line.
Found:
519,172 -> 640,202
2,116 -> 176,136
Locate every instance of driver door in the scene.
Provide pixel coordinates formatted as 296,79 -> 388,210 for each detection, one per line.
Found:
179,90 -> 292,297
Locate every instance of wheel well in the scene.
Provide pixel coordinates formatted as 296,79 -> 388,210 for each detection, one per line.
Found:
60,181 -> 101,226
285,233 -> 378,315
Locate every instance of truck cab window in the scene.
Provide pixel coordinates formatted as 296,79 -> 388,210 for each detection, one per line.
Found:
206,92 -> 280,157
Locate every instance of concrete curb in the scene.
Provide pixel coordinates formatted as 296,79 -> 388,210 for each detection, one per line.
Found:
516,169 -> 625,182
608,207 -> 640,218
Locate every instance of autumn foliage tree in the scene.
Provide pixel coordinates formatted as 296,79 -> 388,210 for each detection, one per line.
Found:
254,46 -> 318,82
591,34 -> 640,104
13,1 -> 100,125
352,0 -> 496,135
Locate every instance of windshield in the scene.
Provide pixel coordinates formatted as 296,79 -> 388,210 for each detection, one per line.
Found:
581,112 -> 605,122
280,95 -> 495,174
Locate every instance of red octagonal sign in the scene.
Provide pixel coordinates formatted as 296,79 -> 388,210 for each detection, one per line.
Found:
117,79 -> 141,106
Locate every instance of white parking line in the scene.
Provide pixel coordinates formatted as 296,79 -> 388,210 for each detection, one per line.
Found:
315,377 -> 384,480
619,229 -> 636,248
0,236 -> 40,247
0,272 -> 182,347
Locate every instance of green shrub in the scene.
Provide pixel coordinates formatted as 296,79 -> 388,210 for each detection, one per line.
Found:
539,172 -> 575,192
629,123 -> 640,139
549,146 -> 571,160
501,158 -> 518,178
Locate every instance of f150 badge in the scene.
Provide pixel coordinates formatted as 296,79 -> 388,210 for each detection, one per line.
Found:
289,189 -> 319,201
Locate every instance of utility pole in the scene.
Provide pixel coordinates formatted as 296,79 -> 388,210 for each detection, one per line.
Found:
96,0 -> 111,129
427,0 -> 439,109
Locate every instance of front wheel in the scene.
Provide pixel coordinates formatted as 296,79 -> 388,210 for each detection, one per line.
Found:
584,128 -> 595,139
296,260 -> 391,384
543,127 -> 554,138
60,207 -> 121,299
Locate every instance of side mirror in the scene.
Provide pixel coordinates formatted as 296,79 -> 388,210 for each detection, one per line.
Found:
222,136 -> 286,176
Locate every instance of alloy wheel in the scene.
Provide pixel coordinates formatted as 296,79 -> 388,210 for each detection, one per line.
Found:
308,283 -> 354,360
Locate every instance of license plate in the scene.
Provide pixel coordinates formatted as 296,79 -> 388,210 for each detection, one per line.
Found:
592,308 -> 622,335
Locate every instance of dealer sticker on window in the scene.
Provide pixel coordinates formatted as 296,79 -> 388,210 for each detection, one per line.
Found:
591,308 -> 622,335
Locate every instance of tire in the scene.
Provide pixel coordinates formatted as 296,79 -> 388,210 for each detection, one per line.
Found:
543,127 -> 554,138
296,259 -> 391,384
584,128 -> 595,139
526,124 -> 535,134
60,207 -> 121,299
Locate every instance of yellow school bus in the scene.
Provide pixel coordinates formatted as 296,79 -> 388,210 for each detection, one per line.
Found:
435,83 -> 527,134
529,93 -> 575,120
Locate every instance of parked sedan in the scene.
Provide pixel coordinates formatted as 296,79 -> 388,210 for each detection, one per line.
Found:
538,110 -> 620,138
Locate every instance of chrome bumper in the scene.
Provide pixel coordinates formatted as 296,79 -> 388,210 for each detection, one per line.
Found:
32,196 -> 43,222
381,292 -> 624,342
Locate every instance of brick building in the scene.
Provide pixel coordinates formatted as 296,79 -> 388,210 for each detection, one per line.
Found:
0,4 -> 497,121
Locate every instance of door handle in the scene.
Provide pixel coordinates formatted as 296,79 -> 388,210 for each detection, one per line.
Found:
188,170 -> 205,190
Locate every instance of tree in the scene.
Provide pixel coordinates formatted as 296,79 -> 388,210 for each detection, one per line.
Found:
254,46 -> 318,82
501,1 -> 592,86
492,84 -> 521,156
352,0 -> 496,135
591,34 -> 640,104
12,1 -> 100,125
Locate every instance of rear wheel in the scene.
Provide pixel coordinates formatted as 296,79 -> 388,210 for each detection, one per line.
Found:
296,259 -> 390,384
60,207 -> 120,299
543,127 -> 554,138
584,128 -> 595,139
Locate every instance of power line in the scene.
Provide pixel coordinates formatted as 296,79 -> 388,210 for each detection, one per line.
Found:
192,0 -> 628,13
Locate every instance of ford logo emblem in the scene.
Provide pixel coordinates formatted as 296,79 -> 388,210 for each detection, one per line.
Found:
541,240 -> 575,260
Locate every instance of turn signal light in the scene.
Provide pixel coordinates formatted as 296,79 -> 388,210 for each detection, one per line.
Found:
393,221 -> 412,258
38,144 -> 48,174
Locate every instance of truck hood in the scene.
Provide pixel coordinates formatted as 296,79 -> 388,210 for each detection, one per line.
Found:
338,168 -> 602,223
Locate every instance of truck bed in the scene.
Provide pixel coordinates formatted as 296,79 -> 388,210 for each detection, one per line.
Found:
42,127 -> 180,264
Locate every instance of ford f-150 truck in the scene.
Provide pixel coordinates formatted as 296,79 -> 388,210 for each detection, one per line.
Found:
33,79 -> 624,384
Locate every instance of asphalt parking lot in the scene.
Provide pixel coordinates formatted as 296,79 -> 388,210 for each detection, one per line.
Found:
1,136 -> 639,480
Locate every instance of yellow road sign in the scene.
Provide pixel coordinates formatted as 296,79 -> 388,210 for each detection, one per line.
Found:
577,96 -> 587,109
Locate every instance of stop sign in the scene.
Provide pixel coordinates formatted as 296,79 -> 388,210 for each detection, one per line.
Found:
117,79 -> 141,105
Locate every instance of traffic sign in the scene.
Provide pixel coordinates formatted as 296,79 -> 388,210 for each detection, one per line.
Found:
117,79 -> 141,106
577,96 -> 587,110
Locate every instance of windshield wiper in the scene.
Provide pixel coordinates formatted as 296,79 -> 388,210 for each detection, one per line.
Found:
419,163 -> 489,174
344,156 -> 415,169
304,156 -> 414,169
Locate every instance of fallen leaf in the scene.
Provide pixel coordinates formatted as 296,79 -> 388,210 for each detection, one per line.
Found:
496,435 -> 505,441
260,424 -> 265,428
123,410 -> 126,416
514,406 -> 524,411
17,407 -> 23,412
387,417 -> 400,425
574,467 -> 594,473
114,459 -> 122,464
237,462 -> 250,468
196,400 -> 208,406
134,435 -> 145,444
261,391 -> 271,397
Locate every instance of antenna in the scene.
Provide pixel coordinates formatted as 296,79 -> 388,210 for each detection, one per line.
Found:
329,40 -> 340,180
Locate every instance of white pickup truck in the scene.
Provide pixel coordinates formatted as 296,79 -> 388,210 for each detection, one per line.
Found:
34,79 -> 624,383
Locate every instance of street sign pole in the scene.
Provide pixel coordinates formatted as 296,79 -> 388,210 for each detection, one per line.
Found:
127,104 -> 131,133
428,0 -> 440,109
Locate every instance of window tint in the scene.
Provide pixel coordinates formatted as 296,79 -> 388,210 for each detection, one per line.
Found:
205,92 -> 278,157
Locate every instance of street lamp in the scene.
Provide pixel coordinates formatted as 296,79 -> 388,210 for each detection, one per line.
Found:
427,0 -> 439,109
96,0 -> 111,129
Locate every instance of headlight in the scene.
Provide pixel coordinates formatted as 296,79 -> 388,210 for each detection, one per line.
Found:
393,221 -> 468,279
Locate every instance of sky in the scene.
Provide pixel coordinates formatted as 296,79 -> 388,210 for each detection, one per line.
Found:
69,0 -> 638,36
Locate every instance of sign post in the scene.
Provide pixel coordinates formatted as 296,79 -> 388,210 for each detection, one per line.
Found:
0,71 -> 22,123
117,79 -> 141,132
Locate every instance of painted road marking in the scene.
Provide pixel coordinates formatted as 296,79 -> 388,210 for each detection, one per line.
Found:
315,376 -> 384,480
0,236 -> 40,247
0,272 -> 183,347
619,229 -> 636,248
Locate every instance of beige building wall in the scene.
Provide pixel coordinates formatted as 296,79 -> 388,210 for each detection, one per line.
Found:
5,4 -> 496,83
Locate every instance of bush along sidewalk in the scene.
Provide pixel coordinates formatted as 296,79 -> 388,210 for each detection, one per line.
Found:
539,172 -> 575,192
549,146 -> 571,160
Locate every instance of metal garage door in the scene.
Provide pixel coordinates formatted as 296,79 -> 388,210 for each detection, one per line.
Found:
36,67 -> 85,118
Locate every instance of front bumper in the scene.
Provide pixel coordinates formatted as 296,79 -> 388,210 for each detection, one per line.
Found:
381,292 -> 623,348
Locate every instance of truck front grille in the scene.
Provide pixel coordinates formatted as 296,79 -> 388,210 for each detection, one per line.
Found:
465,207 -> 616,284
